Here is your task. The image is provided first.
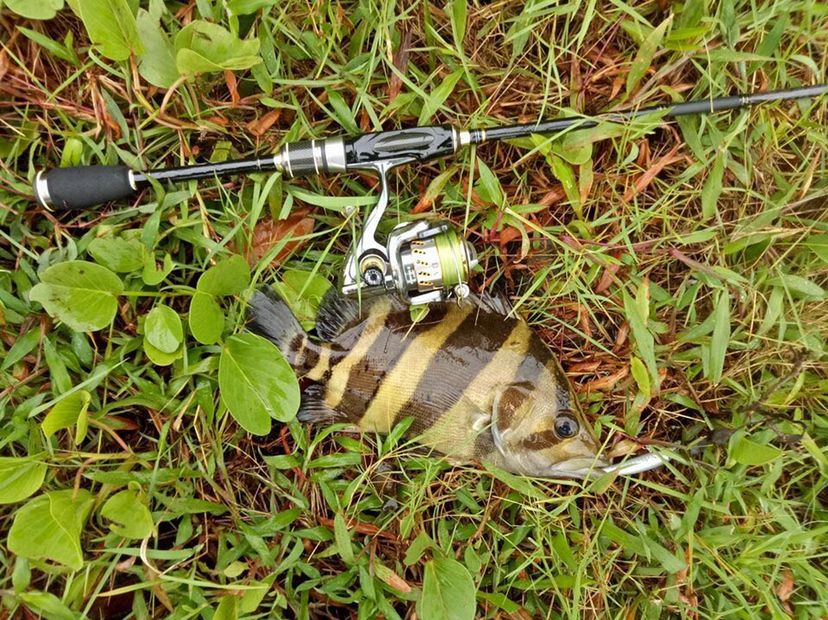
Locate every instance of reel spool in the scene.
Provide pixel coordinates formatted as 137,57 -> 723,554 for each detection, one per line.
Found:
391,221 -> 477,303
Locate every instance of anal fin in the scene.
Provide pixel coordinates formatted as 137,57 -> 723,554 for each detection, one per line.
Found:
297,384 -> 347,424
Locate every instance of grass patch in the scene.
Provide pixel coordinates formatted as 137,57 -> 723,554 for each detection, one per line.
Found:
0,0 -> 826,618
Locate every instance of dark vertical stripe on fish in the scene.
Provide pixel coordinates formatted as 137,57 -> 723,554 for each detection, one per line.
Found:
393,308 -> 551,435
300,341 -> 320,373
358,304 -> 470,432
335,309 -> 437,419
390,310 -> 506,432
323,301 -> 393,410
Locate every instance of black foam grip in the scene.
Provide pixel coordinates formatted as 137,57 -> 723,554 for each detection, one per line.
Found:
38,166 -> 136,210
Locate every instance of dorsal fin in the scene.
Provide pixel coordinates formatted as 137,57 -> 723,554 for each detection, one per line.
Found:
466,289 -> 514,317
314,288 -> 408,341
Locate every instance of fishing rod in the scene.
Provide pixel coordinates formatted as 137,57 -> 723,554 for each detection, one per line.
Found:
33,84 -> 828,305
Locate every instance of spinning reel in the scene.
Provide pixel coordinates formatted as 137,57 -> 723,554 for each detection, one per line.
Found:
341,160 -> 477,305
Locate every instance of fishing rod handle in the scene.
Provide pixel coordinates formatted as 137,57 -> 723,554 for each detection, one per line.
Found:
32,126 -> 460,210
33,166 -> 137,210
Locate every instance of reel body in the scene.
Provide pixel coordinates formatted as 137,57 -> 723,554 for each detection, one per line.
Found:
340,158 -> 477,305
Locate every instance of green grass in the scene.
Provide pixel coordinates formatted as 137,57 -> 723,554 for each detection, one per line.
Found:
1,0 -> 827,618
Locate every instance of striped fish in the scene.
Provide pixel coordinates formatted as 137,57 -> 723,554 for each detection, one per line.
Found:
248,288 -> 608,478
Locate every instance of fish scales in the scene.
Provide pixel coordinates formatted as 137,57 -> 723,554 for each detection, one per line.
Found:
247,287 -> 607,478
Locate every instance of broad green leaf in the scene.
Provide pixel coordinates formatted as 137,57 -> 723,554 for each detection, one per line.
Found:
42,337 -> 71,394
640,533 -> 687,573
272,271 -> 331,331
60,138 -> 84,166
42,391 -> 91,440
475,159 -> 504,206
75,401 -> 89,445
701,150 -> 726,219
175,21 -> 261,75
477,593 -> 519,614
8,489 -> 94,570
189,292 -> 225,345
333,512 -> 355,564
219,333 -> 300,435
417,556 -> 476,620
450,0 -> 467,50
626,16 -> 672,93
804,233 -> 828,264
136,8 -> 179,88
404,531 -> 434,566
0,457 -> 47,505
675,0 -> 707,29
418,69 -> 463,125
29,261 -> 124,332
410,304 -> 430,324
708,290 -> 730,385
2,327 -> 40,370
240,575 -> 277,613
142,253 -> 174,285
548,153 -> 581,216
553,122 -> 628,167
730,435 -> 783,466
768,274 -> 825,299
143,339 -> 183,367
5,0 -> 64,20
325,89 -> 358,133
78,0 -> 144,61
18,591 -> 78,620
623,285 -> 657,384
144,304 -> 183,354
554,133 -> 593,166
227,0 -> 277,14
88,236 -> 145,273
197,255 -> 251,296
482,463 -> 546,500
630,356 -> 650,397
101,488 -> 154,539
214,596 -> 239,620
751,13 -> 788,73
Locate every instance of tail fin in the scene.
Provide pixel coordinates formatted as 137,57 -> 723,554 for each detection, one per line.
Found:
247,288 -> 308,368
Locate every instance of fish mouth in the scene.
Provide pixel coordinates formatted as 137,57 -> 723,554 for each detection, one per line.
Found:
545,451 -> 669,479
543,456 -> 611,479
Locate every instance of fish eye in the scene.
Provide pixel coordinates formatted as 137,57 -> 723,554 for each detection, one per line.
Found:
553,414 -> 579,439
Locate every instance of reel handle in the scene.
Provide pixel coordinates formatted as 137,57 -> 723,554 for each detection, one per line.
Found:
34,166 -> 137,210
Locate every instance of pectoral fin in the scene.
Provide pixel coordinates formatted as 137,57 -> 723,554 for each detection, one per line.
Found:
297,384 -> 347,424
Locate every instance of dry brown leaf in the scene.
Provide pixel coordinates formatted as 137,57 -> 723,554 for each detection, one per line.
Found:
247,108 -> 282,137
579,366 -> 629,393
568,360 -> 602,373
0,51 -> 9,82
224,70 -> 239,106
499,226 -> 523,249
623,145 -> 681,202
389,30 -> 412,103
538,186 -> 566,206
612,320 -> 629,353
246,210 -> 315,267
776,569 -> 794,602
375,565 -> 411,593
595,259 -> 621,294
